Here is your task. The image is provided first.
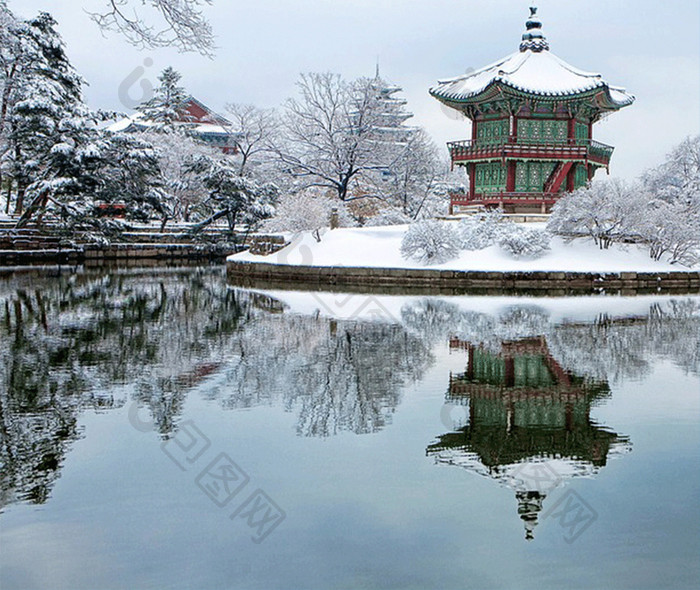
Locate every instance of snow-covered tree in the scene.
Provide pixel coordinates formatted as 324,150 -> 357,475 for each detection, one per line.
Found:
498,227 -> 551,259
138,129 -> 214,223
643,135 -> 700,208
93,131 -> 166,226
88,0 -> 215,57
0,1 -> 26,213
136,66 -> 190,130
639,136 -> 700,265
378,129 -> 446,220
458,208 -> 510,250
186,154 -> 277,233
262,187 -> 340,234
223,102 -> 278,177
635,198 -> 700,266
278,72 -> 398,202
547,179 -> 646,249
0,8 -> 167,230
401,219 -> 460,265
9,11 -> 100,224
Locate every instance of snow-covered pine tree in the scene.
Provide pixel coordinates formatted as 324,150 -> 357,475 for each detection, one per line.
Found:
186,154 -> 277,234
5,10 -> 166,232
136,66 -> 190,131
0,0 -> 24,212
9,11 -> 100,224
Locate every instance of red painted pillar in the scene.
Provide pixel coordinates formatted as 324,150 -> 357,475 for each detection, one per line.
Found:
567,165 -> 576,192
568,117 -> 576,143
468,163 -> 476,200
506,161 -> 515,192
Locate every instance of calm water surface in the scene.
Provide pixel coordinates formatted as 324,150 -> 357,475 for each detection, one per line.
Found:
0,266 -> 698,590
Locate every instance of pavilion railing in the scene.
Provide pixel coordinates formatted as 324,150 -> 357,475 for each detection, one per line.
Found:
447,137 -> 614,163
450,191 -> 562,205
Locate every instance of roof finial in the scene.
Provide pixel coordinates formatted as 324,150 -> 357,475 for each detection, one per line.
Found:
375,58 -> 380,79
519,6 -> 550,52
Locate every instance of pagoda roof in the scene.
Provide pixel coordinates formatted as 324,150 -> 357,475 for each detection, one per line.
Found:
430,8 -> 634,111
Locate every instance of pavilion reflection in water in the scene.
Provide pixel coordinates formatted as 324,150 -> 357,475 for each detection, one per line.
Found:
427,336 -> 631,540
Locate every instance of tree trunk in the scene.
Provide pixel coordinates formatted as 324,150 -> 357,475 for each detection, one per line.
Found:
14,181 -> 25,216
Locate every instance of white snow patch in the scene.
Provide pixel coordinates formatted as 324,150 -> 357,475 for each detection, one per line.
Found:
229,225 -> 697,273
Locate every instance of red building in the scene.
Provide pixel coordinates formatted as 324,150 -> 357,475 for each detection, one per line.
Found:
109,96 -> 239,154
430,8 -> 634,215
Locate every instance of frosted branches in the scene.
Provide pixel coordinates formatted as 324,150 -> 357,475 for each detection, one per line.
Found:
88,0 -> 215,57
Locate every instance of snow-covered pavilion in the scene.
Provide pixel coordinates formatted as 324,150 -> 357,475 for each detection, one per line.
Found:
430,7 -> 634,215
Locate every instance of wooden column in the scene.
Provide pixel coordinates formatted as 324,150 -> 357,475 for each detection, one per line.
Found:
566,165 -> 576,192
506,161 -> 516,192
468,163 -> 476,199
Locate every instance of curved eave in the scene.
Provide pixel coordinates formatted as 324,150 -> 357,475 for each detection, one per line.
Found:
430,79 -> 634,113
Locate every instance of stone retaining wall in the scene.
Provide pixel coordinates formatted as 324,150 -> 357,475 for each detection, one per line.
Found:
0,243 -> 228,266
227,259 -> 700,296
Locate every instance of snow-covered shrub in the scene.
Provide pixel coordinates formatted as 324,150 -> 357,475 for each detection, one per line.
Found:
642,135 -> 700,209
401,219 -> 460,265
547,179 -> 646,249
636,199 -> 700,266
263,190 -> 331,233
263,188 -> 355,233
458,209 -> 511,250
498,227 -> 551,259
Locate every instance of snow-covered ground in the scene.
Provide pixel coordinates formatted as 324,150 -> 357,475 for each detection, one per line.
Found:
230,224 -> 698,273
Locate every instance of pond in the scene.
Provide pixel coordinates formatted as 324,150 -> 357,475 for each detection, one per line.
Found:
0,266 -> 698,590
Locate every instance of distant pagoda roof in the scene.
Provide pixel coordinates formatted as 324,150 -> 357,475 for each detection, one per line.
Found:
430,7 -> 634,111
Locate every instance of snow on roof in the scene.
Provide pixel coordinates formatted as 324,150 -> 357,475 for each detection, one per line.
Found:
431,49 -> 634,105
193,123 -> 228,135
106,113 -> 147,132
431,7 -> 634,108
107,114 -> 234,138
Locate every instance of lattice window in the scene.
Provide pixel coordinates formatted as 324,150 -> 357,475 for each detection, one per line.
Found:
518,119 -> 567,143
574,163 -> 588,189
515,161 -> 556,191
476,119 -> 508,145
475,162 -> 506,193
575,121 -> 588,142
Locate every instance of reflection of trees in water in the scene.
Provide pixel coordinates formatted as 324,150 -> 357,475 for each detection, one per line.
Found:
402,298 -> 700,382
1,271 -> 698,512
214,315 -> 433,437
0,270 -> 433,508
0,268 -> 250,509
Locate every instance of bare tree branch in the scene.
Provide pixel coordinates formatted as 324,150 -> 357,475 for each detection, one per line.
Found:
88,0 -> 216,57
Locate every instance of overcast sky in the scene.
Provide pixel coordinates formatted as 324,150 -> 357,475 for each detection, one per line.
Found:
9,0 -> 700,179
